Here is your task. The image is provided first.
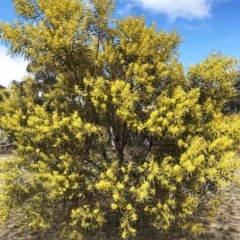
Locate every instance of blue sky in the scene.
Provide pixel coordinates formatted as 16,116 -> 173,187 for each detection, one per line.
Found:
0,0 -> 240,87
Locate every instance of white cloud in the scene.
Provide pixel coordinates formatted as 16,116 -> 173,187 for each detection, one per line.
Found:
222,38 -> 233,44
126,0 -> 228,21
0,45 -> 28,87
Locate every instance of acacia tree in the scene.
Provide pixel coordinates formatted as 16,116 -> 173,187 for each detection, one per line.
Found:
0,0 -> 240,239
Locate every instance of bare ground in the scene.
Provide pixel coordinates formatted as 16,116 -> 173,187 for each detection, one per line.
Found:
1,154 -> 240,240
200,184 -> 240,240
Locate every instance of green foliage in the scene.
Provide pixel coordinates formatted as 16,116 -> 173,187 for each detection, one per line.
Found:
224,71 -> 240,113
1,0 -> 240,239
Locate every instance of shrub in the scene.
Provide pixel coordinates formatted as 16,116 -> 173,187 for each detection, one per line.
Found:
0,0 -> 240,239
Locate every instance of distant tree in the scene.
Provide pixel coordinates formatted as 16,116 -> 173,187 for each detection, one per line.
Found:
236,72 -> 240,110
0,86 -> 4,104
0,0 -> 240,239
0,85 -> 6,143
223,71 -> 240,113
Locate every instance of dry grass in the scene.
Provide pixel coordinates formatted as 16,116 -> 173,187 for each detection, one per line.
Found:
0,154 -> 12,160
199,184 -> 240,240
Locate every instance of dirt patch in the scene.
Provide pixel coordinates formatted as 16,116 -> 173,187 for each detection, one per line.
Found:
0,154 -> 12,160
200,184 -> 240,240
